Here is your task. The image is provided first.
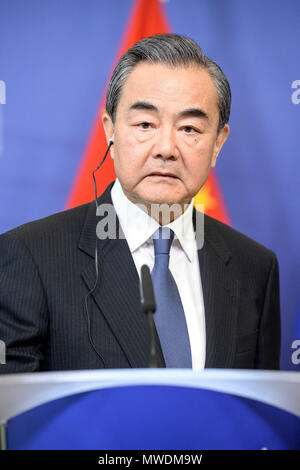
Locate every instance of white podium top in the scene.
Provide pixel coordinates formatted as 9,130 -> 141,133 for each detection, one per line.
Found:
0,369 -> 299,423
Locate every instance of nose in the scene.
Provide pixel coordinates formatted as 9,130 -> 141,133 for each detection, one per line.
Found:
153,125 -> 178,161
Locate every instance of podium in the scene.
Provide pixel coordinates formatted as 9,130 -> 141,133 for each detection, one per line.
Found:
0,369 -> 299,450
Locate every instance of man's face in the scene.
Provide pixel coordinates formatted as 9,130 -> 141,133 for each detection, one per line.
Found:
103,62 -> 229,210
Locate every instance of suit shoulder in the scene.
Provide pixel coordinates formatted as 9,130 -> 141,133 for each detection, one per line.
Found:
203,213 -> 277,262
1,201 -> 92,247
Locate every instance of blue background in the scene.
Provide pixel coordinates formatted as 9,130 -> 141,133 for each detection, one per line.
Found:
0,0 -> 299,370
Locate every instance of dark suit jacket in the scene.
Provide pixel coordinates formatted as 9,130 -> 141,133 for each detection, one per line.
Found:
0,181 -> 281,373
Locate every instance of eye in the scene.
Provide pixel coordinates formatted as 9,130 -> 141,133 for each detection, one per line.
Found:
182,126 -> 197,134
137,122 -> 151,129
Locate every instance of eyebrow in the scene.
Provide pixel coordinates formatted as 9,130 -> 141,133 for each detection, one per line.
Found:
129,101 -> 158,112
178,107 -> 209,121
129,101 -> 209,120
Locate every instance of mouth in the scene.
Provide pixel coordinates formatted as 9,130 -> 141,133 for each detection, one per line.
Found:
148,172 -> 178,179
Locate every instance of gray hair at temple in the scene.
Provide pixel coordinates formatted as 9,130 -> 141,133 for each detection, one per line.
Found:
105,33 -> 231,134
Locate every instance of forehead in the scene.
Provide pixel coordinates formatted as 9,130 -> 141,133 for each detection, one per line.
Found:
116,62 -> 219,116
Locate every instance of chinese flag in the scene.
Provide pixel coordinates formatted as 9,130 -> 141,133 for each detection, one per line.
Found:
65,0 -> 230,225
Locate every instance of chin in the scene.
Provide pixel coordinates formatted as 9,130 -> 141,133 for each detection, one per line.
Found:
138,190 -> 187,207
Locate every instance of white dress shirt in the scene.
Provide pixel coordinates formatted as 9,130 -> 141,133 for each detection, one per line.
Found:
111,178 -> 206,370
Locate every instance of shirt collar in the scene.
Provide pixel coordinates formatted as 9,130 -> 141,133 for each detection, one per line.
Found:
111,178 -> 196,262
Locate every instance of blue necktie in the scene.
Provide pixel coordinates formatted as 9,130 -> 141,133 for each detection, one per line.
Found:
151,226 -> 192,368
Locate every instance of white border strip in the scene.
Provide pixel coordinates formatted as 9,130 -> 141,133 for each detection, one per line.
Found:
0,369 -> 299,423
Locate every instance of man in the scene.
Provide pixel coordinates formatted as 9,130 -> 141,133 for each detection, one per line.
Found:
0,34 -> 280,373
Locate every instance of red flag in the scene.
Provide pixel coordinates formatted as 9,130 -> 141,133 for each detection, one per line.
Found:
194,171 -> 230,224
65,0 -> 230,225
65,0 -> 169,209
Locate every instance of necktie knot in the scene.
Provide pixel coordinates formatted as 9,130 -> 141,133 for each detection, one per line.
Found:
152,227 -> 174,256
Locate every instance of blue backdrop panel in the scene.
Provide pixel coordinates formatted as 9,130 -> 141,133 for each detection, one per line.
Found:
0,0 -> 134,227
7,385 -> 300,450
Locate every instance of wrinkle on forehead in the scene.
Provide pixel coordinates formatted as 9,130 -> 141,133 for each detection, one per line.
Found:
116,62 -> 219,129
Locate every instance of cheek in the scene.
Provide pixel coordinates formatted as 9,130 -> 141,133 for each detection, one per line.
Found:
183,139 -> 216,182
193,137 -> 216,165
194,134 -> 216,153
116,132 -> 151,167
113,140 -> 147,178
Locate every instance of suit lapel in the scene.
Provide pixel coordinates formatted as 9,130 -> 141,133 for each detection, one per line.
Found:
79,184 -> 239,369
194,210 -> 240,368
79,182 -> 165,368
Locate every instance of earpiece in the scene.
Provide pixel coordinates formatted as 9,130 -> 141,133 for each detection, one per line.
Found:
109,138 -> 114,145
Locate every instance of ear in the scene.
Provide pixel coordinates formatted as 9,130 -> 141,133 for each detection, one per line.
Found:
102,112 -> 115,159
211,124 -> 230,168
